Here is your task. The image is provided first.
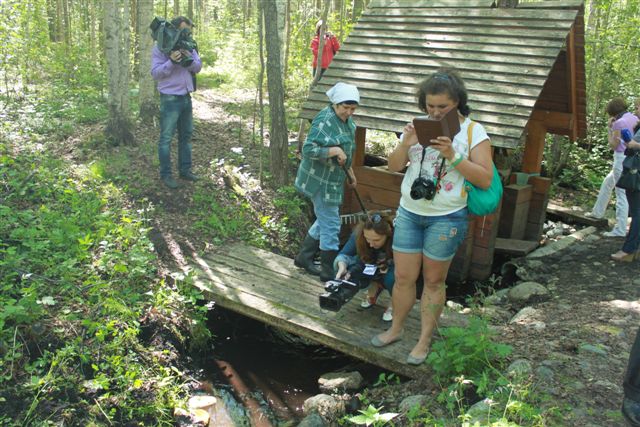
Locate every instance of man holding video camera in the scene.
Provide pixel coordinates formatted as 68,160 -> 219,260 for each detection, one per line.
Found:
151,16 -> 202,190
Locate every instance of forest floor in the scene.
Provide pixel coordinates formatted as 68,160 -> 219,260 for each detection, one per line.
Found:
61,87 -> 640,426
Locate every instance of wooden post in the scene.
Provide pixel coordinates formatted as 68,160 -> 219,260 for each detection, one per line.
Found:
522,119 -> 547,174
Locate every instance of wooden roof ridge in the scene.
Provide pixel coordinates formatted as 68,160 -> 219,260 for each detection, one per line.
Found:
299,0 -> 587,149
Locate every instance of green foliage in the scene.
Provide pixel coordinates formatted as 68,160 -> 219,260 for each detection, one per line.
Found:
372,372 -> 400,387
428,317 -> 513,382
0,141 -> 210,424
346,404 -> 399,426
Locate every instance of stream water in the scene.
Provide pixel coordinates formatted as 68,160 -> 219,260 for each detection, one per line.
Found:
201,307 -> 384,425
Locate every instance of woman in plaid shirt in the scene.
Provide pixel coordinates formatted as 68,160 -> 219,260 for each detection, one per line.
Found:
294,82 -> 360,282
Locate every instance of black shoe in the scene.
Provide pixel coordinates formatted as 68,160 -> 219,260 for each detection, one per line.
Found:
623,398 -> 640,426
179,171 -> 200,181
319,250 -> 338,282
162,176 -> 179,189
294,234 -> 321,276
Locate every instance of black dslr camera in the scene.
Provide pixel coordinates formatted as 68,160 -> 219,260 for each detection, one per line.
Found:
410,176 -> 437,200
319,279 -> 362,311
149,17 -> 197,67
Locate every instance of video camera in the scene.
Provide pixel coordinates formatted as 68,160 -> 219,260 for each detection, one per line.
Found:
319,261 -> 381,311
319,279 -> 364,312
149,17 -> 197,67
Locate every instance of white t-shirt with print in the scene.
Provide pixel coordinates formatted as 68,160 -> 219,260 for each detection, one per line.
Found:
399,117 -> 490,216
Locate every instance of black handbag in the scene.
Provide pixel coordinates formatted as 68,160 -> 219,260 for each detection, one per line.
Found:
616,151 -> 640,191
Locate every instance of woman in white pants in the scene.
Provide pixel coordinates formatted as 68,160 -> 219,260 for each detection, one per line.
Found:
587,98 -> 639,237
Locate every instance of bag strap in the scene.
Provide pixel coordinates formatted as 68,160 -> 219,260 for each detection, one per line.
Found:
460,121 -> 476,198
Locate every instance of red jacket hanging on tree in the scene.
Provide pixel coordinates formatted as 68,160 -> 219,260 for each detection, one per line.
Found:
310,33 -> 340,69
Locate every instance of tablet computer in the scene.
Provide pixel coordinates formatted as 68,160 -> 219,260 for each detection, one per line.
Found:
412,108 -> 461,147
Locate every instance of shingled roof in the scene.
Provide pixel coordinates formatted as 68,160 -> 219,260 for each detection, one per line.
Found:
299,0 -> 586,149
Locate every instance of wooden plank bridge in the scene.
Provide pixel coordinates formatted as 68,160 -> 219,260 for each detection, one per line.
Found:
189,243 -> 466,380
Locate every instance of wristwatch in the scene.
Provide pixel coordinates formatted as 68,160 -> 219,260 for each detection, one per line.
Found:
449,152 -> 463,168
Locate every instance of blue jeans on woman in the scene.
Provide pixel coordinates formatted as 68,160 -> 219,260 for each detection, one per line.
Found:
623,190 -> 640,253
308,190 -> 341,251
158,94 -> 193,179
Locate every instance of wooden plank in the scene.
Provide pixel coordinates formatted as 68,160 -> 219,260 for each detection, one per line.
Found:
310,76 -> 539,108
494,238 -> 539,256
354,22 -> 571,40
517,0 -> 584,9
329,59 -> 548,87
546,201 -> 609,228
302,98 -> 530,136
329,52 -> 554,77
370,0 -> 495,8
305,93 -> 529,122
320,64 -> 542,93
348,31 -> 568,49
358,15 -> 575,30
190,243 -> 464,379
347,35 -> 560,58
369,4 -> 578,17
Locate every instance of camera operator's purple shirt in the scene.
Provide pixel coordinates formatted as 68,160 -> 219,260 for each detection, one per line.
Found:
612,112 -> 640,153
151,45 -> 202,95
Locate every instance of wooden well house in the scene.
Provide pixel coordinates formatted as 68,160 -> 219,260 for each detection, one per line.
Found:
300,0 -> 587,282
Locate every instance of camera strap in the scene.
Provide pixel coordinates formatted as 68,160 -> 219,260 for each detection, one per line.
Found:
417,148 -> 446,198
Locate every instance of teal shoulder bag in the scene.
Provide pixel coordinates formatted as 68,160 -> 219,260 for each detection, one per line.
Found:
463,122 -> 503,216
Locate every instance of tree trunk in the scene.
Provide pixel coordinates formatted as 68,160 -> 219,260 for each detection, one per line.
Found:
262,0 -> 289,186
282,0 -> 291,82
174,0 -> 180,17
130,0 -> 139,80
62,0 -> 71,44
138,0 -> 157,123
257,0 -> 265,182
276,0 -> 286,76
351,0 -> 364,20
104,0 -> 133,145
56,0 -> 64,42
188,0 -> 194,19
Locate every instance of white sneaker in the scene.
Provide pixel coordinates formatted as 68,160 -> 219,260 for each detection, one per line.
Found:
603,230 -> 626,237
382,307 -> 393,322
585,212 -> 602,219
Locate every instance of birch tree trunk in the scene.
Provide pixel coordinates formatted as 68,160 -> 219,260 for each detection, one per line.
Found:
138,0 -> 157,123
262,0 -> 289,186
104,0 -> 133,145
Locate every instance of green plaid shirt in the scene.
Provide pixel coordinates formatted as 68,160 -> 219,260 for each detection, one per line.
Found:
295,105 -> 356,206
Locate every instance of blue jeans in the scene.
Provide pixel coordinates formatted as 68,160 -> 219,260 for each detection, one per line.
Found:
623,190 -> 640,253
624,328 -> 640,401
393,206 -> 469,261
308,191 -> 341,251
159,94 -> 193,178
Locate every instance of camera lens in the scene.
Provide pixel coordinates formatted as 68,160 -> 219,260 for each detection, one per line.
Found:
410,177 -> 436,200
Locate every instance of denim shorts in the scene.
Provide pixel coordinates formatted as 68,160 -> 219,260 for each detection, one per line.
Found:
392,206 -> 469,261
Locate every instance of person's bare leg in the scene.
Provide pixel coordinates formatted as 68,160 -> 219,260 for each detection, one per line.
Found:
409,256 -> 451,359
373,251 -> 421,344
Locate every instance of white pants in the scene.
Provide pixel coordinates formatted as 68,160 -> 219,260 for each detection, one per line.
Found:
591,151 -> 628,234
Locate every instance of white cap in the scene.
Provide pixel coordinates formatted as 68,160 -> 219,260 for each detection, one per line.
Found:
325,82 -> 360,105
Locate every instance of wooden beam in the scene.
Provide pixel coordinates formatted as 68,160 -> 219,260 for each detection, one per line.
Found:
566,24 -> 579,140
354,126 -> 366,167
530,109 -> 573,130
522,119 -> 546,173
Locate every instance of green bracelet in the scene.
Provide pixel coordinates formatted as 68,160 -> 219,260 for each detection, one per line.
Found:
450,155 -> 464,168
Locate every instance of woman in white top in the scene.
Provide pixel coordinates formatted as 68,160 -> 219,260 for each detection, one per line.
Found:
370,68 -> 494,365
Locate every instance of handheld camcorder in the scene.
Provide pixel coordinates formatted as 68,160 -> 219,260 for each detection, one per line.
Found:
318,261 -> 381,311
150,17 -> 197,67
319,279 -> 362,312
410,176 -> 437,200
